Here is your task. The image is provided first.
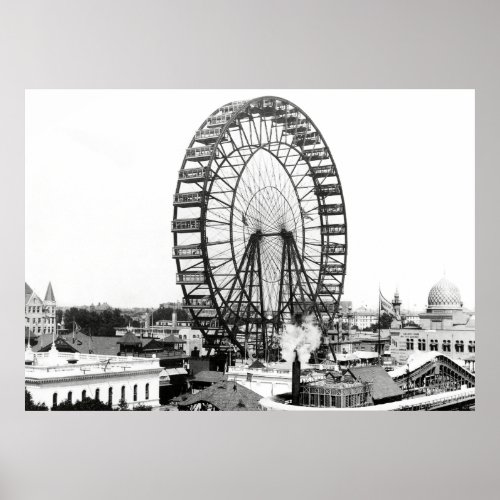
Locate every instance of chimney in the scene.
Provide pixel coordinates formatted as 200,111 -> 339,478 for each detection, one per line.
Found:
172,311 -> 177,328
292,349 -> 301,406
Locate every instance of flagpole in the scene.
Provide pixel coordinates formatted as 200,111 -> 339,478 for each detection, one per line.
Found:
378,285 -> 381,366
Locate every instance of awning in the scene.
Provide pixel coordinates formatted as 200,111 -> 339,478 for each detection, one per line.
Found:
353,351 -> 379,360
164,367 -> 188,376
336,353 -> 359,362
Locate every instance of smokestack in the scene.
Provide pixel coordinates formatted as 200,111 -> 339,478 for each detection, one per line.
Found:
292,349 -> 301,405
172,311 -> 177,328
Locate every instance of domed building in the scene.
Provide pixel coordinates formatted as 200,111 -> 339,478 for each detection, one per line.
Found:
390,276 -> 475,367
420,276 -> 471,330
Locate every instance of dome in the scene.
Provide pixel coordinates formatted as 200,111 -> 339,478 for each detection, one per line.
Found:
427,277 -> 462,309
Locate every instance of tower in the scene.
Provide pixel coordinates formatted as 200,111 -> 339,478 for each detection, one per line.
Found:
391,289 -> 402,329
44,282 -> 56,336
392,289 -> 402,320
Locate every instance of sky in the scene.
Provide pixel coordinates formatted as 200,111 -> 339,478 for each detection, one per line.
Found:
25,89 -> 475,310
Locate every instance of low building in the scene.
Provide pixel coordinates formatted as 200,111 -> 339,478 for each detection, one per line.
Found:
390,277 -> 475,364
25,344 -> 162,410
352,306 -> 378,330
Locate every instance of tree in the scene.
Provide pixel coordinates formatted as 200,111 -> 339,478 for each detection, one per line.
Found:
116,398 -> 129,411
132,404 -> 153,411
62,307 -> 141,337
371,312 -> 393,331
25,389 -> 48,411
151,306 -> 189,324
52,396 -> 112,411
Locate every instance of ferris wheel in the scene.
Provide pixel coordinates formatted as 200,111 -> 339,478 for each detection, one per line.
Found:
172,96 -> 347,358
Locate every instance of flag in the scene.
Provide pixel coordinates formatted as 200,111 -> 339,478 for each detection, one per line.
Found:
380,291 -> 396,318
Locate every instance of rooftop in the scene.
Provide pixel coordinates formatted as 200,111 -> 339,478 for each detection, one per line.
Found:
25,350 -> 161,381
349,366 -> 403,402
178,381 -> 262,411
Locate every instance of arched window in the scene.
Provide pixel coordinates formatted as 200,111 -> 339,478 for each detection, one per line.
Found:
455,340 -> 464,353
133,384 -> 138,402
53,392 -> 58,407
145,383 -> 149,400
442,340 -> 451,352
108,387 -> 113,405
67,391 -> 73,404
121,385 -> 125,401
95,388 -> 100,401
468,341 -> 475,353
82,389 -> 87,400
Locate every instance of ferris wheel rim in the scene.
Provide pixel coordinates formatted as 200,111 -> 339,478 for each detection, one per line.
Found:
173,95 -> 348,355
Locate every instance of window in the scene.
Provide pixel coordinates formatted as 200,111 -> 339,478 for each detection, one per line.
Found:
121,385 -> 126,401
145,383 -> 149,400
82,390 -> 87,399
442,340 -> 451,352
418,339 -> 426,351
468,341 -> 475,353
108,387 -> 113,405
67,391 -> 72,404
133,384 -> 138,402
53,393 -> 58,407
430,340 -> 438,351
455,340 -> 464,353
95,388 -> 100,401
406,339 -> 414,350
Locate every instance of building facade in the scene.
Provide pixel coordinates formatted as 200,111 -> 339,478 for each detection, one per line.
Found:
390,277 -> 475,365
352,306 -> 378,330
25,346 -> 162,410
25,282 -> 57,337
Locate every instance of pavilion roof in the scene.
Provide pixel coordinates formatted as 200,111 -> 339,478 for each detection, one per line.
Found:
178,381 -> 262,411
117,331 -> 142,346
349,366 -> 403,402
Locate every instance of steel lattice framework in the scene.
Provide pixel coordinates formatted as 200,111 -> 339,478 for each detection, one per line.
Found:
173,96 -> 347,357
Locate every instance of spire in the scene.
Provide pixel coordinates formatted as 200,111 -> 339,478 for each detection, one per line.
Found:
44,282 -> 55,302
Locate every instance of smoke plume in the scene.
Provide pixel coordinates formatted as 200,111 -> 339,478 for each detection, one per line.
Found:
281,315 -> 321,363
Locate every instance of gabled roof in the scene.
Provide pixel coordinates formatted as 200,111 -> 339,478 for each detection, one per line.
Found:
25,282 -> 33,305
163,334 -> 186,344
117,330 -> 142,346
142,338 -> 166,351
44,282 -> 56,302
178,381 -> 262,411
349,366 -> 403,402
38,336 -> 79,353
32,332 -> 122,356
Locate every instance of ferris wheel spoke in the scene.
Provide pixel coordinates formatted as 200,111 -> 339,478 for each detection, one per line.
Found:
175,96 -> 346,355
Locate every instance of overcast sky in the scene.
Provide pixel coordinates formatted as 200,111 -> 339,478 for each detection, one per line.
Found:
25,89 -> 474,310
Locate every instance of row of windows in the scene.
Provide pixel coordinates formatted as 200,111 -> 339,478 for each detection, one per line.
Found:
26,317 -> 54,324
52,384 -> 150,407
26,306 -> 54,314
406,339 -> 475,353
26,326 -> 54,333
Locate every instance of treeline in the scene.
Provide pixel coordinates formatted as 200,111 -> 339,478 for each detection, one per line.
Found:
60,305 -> 191,337
150,306 -> 190,323
62,307 -> 141,337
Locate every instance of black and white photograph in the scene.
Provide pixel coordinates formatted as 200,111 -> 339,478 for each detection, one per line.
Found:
25,89 -> 475,412
4,1 -> 500,499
